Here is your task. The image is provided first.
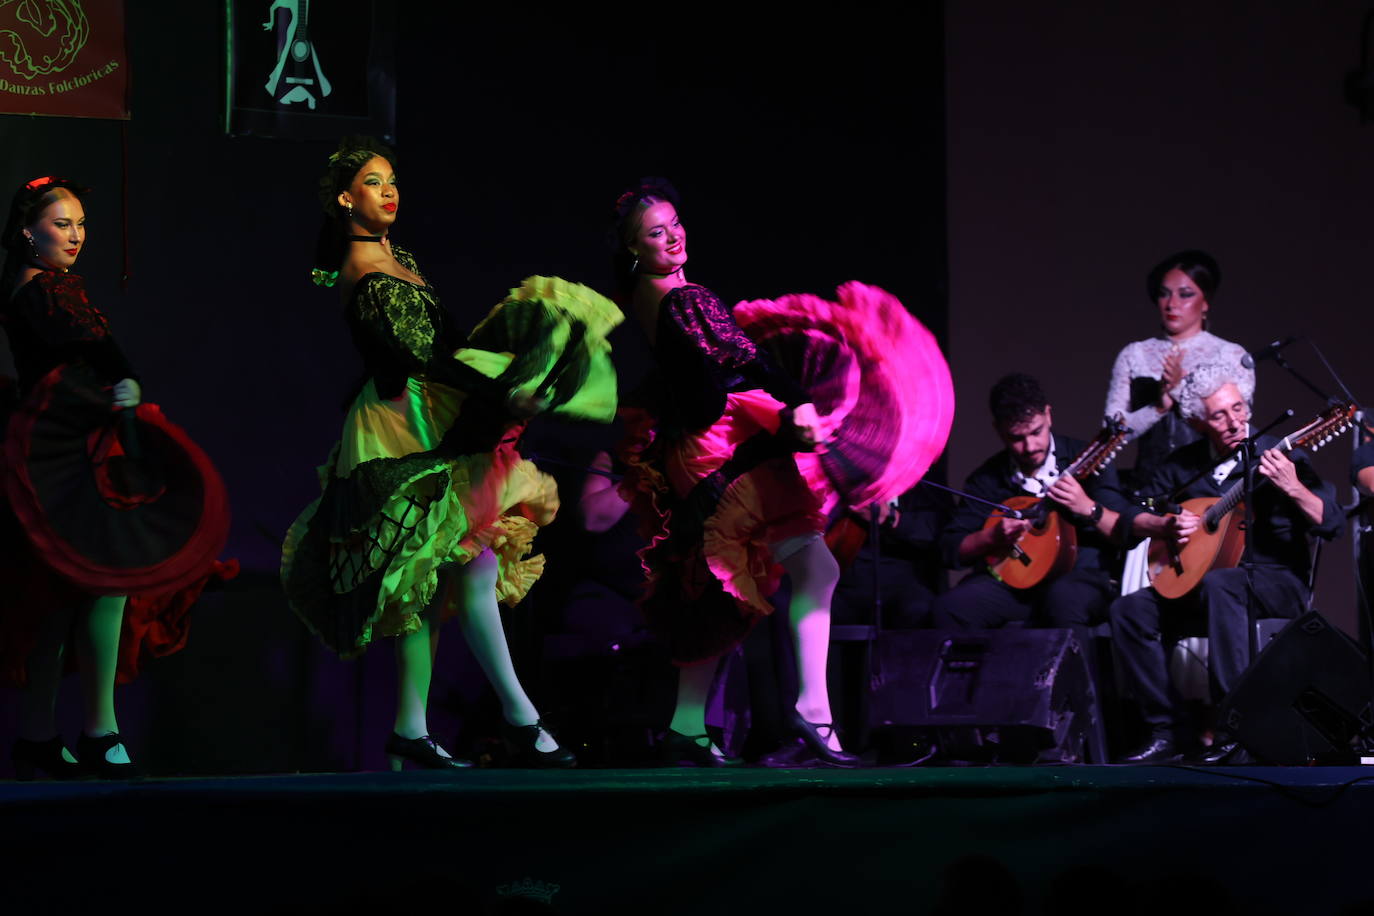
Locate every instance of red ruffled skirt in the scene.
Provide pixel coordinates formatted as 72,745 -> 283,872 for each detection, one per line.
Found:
0,364 -> 236,687
620,390 -> 825,665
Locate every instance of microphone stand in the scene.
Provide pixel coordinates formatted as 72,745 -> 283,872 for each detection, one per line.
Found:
917,478 -> 1027,520
1270,349 -> 1335,404
1268,340 -> 1374,753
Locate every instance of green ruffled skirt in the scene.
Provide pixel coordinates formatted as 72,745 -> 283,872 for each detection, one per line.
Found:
281,276 -> 620,657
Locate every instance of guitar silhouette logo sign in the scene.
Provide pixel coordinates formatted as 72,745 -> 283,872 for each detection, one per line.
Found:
227,0 -> 394,140
0,0 -> 88,80
262,0 -> 331,110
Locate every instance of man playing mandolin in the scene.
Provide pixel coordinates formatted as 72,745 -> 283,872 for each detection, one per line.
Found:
931,374 -> 1131,637
1110,365 -> 1344,764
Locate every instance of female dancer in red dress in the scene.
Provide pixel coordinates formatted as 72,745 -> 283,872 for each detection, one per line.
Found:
1,178 -> 234,779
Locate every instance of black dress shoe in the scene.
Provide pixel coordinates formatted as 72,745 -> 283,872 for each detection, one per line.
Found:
11,736 -> 84,781
753,739 -> 825,769
1194,738 -> 1251,765
76,733 -> 143,780
785,710 -> 861,767
1116,735 -> 1181,765
660,729 -> 744,768
384,733 -> 474,770
502,720 -> 578,769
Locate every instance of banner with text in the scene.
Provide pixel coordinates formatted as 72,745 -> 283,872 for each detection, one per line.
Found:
0,1 -> 129,119
226,0 -> 396,141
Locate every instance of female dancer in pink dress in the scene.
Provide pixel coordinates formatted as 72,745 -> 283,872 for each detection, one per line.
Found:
614,179 -> 858,766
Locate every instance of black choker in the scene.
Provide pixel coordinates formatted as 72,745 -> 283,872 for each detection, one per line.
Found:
347,234 -> 385,243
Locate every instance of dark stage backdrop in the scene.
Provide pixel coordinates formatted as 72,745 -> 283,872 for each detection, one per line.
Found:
0,3 -> 947,773
947,0 -> 1374,634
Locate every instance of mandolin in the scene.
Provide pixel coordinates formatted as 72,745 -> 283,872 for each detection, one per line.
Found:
1146,402 -> 1357,599
983,416 -> 1129,590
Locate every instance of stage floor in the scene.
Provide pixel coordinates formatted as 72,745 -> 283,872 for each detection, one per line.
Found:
5,766 -> 1373,915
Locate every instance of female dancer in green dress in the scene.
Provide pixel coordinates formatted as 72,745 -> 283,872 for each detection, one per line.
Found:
283,139 -> 619,769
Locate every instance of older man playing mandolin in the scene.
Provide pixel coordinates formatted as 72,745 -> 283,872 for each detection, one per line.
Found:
1110,364 -> 1348,764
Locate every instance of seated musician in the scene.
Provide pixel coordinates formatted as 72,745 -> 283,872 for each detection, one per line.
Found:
1110,366 -> 1343,764
830,483 -> 952,630
930,373 -> 1129,635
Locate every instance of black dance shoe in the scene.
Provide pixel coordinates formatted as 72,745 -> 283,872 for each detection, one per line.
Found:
1115,734 -> 1182,765
76,732 -> 144,780
753,739 -> 825,769
1193,737 -> 1251,766
11,736 -> 83,781
659,729 -> 745,768
785,710 -> 860,767
502,720 -> 578,769
384,733 -> 474,771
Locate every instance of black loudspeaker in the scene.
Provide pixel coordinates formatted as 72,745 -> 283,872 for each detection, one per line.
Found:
868,628 -> 1106,764
1219,612 -> 1374,765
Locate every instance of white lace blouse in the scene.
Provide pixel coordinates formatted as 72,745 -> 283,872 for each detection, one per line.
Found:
1104,331 -> 1252,439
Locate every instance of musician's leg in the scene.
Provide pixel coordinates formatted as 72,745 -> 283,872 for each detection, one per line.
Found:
1042,569 -> 1114,627
1109,588 -> 1174,739
1041,567 -> 1115,650
930,573 -> 1031,629
1201,567 -> 1306,700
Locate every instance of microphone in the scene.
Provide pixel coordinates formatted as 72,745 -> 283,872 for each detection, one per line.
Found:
1241,336 -> 1300,369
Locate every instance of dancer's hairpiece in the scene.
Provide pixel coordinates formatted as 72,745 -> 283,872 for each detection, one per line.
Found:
611,176 -> 680,246
2,176 -> 89,253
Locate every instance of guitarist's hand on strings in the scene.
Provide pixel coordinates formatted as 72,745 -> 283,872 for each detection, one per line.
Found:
990,515 -> 1031,550
1257,448 -> 1302,496
1047,475 -> 1093,517
1258,447 -> 1326,524
1163,509 -> 1200,548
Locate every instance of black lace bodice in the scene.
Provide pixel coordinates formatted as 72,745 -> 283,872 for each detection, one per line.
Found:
344,245 -> 500,401
1,270 -> 136,394
651,284 -> 806,434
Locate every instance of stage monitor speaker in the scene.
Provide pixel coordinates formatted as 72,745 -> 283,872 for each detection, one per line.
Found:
868,628 -> 1106,764
1219,612 -> 1374,765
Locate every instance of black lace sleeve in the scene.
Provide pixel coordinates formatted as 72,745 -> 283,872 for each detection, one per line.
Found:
2,272 -> 137,390
661,285 -> 757,371
655,285 -> 808,431
347,273 -> 503,402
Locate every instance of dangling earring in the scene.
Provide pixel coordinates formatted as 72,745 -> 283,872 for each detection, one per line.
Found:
630,255 -> 639,273
344,202 -> 353,219
24,233 -> 36,256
